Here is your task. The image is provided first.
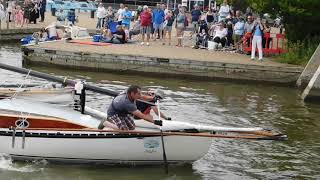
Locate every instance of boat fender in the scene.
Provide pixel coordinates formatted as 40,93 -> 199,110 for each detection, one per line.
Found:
74,81 -> 84,94
73,81 -> 86,113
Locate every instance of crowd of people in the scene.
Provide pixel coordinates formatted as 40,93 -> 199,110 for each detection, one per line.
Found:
1,0 -> 283,61
93,3 -> 189,46
93,0 -> 282,60
0,0 -> 46,27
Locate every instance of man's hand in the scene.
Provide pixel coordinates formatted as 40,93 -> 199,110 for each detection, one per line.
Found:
153,95 -> 162,102
154,120 -> 163,126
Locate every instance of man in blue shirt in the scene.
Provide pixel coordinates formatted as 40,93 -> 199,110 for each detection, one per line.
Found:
153,4 -> 165,41
122,6 -> 132,29
191,4 -> 202,34
251,17 -> 264,61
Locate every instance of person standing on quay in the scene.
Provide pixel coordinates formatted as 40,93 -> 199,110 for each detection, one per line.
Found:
251,16 -> 264,61
191,4 -> 202,36
152,3 -> 165,41
218,0 -> 230,22
121,6 -> 132,29
117,3 -> 124,25
39,0 -> 46,22
96,3 -> 105,29
140,5 -> 152,46
175,7 -> 186,47
164,10 -> 174,45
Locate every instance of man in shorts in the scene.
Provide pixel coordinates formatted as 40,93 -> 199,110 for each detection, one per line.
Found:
191,4 -> 202,35
140,5 -> 152,45
99,85 -> 163,130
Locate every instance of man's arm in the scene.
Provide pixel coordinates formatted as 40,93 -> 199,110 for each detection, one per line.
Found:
132,110 -> 154,123
151,106 -> 168,119
140,94 -> 154,101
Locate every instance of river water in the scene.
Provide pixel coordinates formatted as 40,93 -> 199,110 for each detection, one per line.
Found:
0,43 -> 319,180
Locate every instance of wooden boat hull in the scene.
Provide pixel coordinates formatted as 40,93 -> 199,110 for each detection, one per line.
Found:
0,129 -> 212,165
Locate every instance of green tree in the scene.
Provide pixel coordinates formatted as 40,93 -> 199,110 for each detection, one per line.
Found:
217,0 -> 320,64
241,0 -> 319,42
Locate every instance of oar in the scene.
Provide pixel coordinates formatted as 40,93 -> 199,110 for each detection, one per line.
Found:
13,126 -> 287,140
157,100 -> 169,174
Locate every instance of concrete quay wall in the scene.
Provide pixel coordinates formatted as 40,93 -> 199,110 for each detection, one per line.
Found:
22,47 -> 303,84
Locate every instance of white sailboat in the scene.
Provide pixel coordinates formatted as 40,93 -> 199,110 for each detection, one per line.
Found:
0,63 -> 287,165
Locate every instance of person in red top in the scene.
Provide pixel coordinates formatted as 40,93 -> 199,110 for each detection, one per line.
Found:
140,5 -> 152,46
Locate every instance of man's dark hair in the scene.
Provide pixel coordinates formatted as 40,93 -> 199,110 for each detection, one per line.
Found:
127,85 -> 141,94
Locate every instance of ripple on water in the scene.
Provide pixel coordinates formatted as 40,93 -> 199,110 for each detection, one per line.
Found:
0,154 -> 46,173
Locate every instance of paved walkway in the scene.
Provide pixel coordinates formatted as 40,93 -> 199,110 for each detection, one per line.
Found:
34,39 -> 299,68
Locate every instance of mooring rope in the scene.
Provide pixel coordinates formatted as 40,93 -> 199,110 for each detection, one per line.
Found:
11,69 -> 32,99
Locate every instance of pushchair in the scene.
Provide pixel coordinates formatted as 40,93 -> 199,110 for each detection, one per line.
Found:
194,30 -> 209,49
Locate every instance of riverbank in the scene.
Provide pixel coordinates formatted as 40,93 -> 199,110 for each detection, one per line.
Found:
22,39 -> 303,84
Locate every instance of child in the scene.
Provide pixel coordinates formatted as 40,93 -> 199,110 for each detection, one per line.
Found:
194,29 -> 208,49
123,25 -> 129,43
56,9 -> 66,25
101,28 -> 112,42
15,5 -> 24,27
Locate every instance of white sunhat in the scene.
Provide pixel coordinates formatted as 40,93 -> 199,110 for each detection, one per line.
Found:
143,5 -> 148,10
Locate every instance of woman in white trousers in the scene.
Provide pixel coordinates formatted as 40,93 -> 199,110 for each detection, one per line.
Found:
251,18 -> 264,61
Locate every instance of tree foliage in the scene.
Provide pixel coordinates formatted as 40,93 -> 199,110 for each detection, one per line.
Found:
218,0 -> 320,42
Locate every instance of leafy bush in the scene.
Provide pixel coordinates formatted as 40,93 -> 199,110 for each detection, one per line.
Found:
278,37 -> 320,65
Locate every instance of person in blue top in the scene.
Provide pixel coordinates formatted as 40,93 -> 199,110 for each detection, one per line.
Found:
191,4 -> 202,35
251,16 -> 264,61
152,4 -> 165,41
121,6 -> 132,29
233,16 -> 245,52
